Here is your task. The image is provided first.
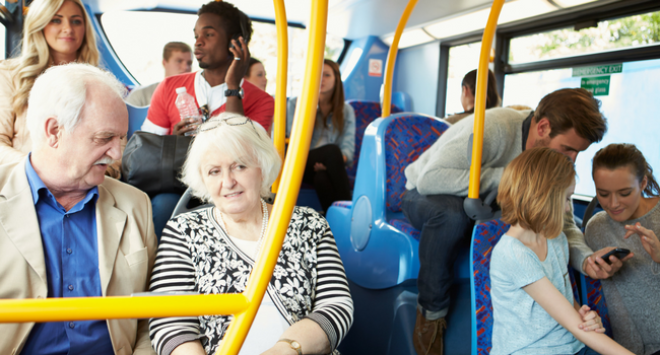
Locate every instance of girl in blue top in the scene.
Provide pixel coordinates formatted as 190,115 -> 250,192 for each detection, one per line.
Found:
490,147 -> 633,355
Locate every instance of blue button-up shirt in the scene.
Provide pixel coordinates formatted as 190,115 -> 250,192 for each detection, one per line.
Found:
21,158 -> 114,355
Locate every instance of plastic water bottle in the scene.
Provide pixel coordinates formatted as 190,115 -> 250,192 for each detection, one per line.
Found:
174,87 -> 201,135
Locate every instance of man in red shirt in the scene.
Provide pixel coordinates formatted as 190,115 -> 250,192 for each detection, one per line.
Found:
142,1 -> 273,136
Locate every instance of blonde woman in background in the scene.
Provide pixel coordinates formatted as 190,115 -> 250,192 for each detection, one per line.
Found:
0,0 -> 111,173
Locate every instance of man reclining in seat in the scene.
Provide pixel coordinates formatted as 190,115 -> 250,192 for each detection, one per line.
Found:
402,88 -> 628,355
0,63 -> 157,355
140,1 -> 274,136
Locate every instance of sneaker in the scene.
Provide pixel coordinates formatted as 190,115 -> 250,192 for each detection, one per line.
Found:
413,309 -> 447,355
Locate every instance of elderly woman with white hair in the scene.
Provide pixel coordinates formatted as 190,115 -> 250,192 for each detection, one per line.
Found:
148,112 -> 354,355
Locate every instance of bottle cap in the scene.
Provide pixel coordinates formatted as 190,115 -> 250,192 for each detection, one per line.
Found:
175,87 -> 187,94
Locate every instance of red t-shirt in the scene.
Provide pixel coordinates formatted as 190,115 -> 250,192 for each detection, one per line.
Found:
146,72 -> 274,134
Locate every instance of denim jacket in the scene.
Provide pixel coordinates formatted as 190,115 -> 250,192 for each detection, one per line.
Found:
286,97 -> 356,164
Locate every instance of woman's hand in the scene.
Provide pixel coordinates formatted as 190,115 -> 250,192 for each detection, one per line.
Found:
314,162 -> 327,172
582,246 -> 633,279
624,222 -> 660,263
577,305 -> 605,333
260,342 -> 299,355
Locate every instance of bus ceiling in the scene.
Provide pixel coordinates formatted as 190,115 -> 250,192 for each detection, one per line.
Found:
81,0 -> 616,40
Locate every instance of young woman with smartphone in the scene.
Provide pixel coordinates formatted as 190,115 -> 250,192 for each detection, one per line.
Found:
585,143 -> 660,355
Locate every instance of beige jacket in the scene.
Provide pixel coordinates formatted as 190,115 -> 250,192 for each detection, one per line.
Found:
0,158 -> 157,355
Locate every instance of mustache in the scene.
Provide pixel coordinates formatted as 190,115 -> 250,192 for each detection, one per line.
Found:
94,157 -> 115,165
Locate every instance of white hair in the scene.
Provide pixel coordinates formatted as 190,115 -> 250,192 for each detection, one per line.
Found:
26,63 -> 127,149
181,112 -> 282,203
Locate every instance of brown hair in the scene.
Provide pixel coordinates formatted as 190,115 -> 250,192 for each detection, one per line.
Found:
245,57 -> 262,77
461,69 -> 501,112
321,59 -> 345,133
535,88 -> 607,144
592,143 -> 660,197
163,41 -> 192,61
498,147 -> 576,239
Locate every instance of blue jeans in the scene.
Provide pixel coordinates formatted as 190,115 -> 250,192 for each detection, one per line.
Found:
401,189 -> 474,320
151,193 -> 182,241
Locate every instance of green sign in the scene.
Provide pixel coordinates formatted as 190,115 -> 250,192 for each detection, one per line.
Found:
581,75 -> 610,96
572,64 -> 622,77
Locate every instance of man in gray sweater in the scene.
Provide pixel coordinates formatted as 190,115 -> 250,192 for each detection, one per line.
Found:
404,88 -> 614,355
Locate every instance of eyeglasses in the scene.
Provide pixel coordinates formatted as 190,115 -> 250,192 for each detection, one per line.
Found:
197,116 -> 262,139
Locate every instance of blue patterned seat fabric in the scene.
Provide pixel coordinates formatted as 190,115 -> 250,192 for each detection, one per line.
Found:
384,115 -> 450,213
390,219 -> 421,241
346,101 -> 402,190
330,200 -> 353,209
582,275 -> 613,338
471,219 -> 583,355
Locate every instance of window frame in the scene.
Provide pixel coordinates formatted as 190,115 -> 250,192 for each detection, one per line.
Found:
96,8 -> 348,86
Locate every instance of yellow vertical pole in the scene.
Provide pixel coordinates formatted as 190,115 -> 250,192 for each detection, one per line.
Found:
271,0 -> 288,193
214,0 -> 329,353
467,0 -> 504,199
381,0 -> 418,118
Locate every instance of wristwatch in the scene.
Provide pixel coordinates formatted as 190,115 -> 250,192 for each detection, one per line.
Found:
277,339 -> 302,355
225,87 -> 244,99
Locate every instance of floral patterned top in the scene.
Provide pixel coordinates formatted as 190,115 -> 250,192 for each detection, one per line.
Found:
148,206 -> 353,355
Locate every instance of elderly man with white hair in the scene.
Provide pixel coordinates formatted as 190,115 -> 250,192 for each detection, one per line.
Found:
0,63 -> 157,355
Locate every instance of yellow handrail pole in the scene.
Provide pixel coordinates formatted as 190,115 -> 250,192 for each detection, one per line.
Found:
214,0 -> 329,354
271,0 -> 289,193
381,0 -> 418,117
0,294 -> 248,323
467,0 -> 504,199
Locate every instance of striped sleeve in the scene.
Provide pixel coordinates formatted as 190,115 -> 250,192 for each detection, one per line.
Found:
148,221 -> 201,355
304,225 -> 354,351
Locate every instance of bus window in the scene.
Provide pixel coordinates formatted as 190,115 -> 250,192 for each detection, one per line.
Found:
100,11 -> 345,96
509,10 -> 660,64
445,42 -> 481,116
502,58 -> 660,197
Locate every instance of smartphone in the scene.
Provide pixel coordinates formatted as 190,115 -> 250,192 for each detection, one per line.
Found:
600,248 -> 631,264
229,33 -> 242,51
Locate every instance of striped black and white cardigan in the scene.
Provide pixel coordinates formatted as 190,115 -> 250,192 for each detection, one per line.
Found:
148,206 -> 353,355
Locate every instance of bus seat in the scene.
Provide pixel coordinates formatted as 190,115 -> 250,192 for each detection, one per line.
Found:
392,91 -> 412,112
326,113 -> 450,289
579,274 -> 613,338
470,219 -> 582,355
126,103 -> 149,140
171,187 -> 208,218
346,100 -> 402,189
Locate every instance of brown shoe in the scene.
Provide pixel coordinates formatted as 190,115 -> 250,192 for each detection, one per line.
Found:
413,309 -> 447,355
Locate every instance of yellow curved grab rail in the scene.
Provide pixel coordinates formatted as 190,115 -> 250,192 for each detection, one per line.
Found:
0,0 -> 329,354
217,1 -> 328,352
381,0 -> 418,118
271,0 -> 289,193
467,0 -> 505,199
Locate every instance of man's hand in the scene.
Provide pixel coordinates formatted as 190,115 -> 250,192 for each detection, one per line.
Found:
582,246 -> 633,279
577,305 -> 605,333
172,117 -> 199,136
225,36 -> 251,90
625,222 -> 660,263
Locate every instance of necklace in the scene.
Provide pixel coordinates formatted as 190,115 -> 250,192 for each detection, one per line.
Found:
215,199 -> 269,252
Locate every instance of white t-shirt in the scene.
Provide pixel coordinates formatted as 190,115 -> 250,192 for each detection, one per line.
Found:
225,235 -> 290,355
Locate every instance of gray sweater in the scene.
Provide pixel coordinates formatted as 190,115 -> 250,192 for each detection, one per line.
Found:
404,107 -> 531,196
404,107 -> 594,273
585,202 -> 660,355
